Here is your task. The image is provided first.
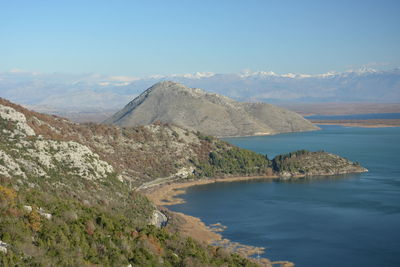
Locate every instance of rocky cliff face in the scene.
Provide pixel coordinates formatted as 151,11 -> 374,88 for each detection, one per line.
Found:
104,81 -> 319,137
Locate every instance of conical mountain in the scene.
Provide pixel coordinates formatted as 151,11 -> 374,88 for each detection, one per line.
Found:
104,81 -> 319,137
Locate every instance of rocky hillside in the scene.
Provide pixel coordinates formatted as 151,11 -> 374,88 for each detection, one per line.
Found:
0,98 -> 266,266
0,98 -> 209,187
104,81 -> 319,137
0,98 -> 155,226
0,98 -> 366,266
0,97 -> 366,188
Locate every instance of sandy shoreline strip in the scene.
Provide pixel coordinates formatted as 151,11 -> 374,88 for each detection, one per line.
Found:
144,175 -> 278,206
142,175 -> 294,267
312,119 -> 400,128
315,122 -> 399,128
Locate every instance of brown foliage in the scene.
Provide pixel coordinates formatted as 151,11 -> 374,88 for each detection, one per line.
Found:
6,207 -> 22,217
27,210 -> 42,232
85,220 -> 96,236
139,234 -> 164,256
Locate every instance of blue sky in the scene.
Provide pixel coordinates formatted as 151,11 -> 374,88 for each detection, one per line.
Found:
1,0 -> 399,76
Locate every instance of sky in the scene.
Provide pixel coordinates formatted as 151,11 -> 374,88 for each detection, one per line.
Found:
1,0 -> 400,76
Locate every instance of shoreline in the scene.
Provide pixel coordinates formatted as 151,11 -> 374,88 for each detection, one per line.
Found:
143,175 -> 278,206
311,119 -> 400,128
314,122 -> 400,128
142,175 -> 295,267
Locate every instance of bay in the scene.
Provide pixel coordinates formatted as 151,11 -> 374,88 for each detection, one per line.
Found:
170,125 -> 400,267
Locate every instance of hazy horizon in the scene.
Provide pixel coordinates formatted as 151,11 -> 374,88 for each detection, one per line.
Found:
1,67 -> 399,111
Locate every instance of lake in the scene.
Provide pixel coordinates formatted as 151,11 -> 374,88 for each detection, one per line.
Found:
170,125 -> 400,267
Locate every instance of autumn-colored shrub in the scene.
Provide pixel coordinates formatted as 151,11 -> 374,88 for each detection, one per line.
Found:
0,185 -> 17,204
27,210 -> 42,232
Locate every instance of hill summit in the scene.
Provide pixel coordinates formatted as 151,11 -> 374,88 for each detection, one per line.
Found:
104,81 -> 319,137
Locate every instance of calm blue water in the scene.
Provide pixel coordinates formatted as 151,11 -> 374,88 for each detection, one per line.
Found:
305,112 -> 400,120
170,125 -> 400,267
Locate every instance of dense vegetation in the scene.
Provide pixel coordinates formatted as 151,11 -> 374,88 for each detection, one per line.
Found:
0,183 -> 259,266
192,134 -> 273,177
194,143 -> 365,178
272,149 -> 313,173
271,149 -> 365,176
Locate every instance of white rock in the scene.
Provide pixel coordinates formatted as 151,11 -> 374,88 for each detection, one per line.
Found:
150,210 -> 168,228
0,104 -> 35,137
38,208 -> 52,220
32,139 -> 114,180
23,205 -> 33,212
0,104 -> 116,183
0,240 -> 8,254
174,167 -> 194,178
0,150 -> 27,178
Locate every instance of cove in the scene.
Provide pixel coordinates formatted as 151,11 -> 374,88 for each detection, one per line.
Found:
170,125 -> 400,267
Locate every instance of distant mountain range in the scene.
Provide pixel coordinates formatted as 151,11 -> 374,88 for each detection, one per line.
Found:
1,68 -> 399,115
104,81 -> 318,137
